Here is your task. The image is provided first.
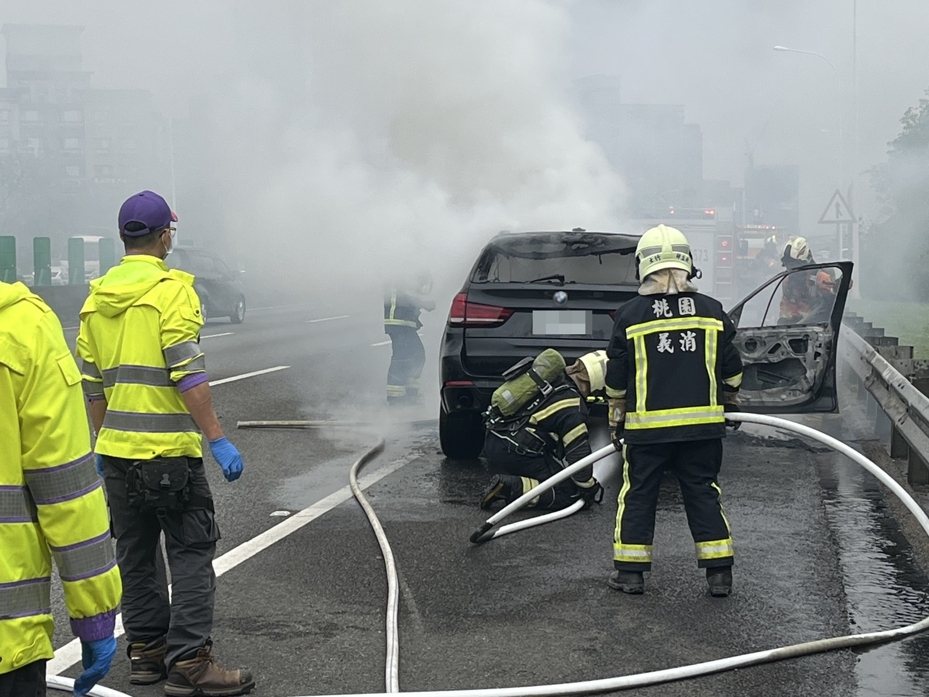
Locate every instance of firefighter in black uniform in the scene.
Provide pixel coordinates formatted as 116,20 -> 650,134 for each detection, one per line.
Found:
606,225 -> 743,597
384,272 -> 434,405
480,350 -> 605,511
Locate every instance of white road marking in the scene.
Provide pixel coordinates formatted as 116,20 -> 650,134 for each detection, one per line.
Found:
371,340 -> 391,347
209,366 -> 289,386
248,303 -> 306,312
47,453 -> 414,673
306,314 -> 350,324
202,332 -> 235,339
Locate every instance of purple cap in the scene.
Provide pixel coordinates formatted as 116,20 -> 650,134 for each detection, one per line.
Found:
118,190 -> 178,237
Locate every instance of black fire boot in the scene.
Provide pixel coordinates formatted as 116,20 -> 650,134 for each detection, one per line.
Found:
128,637 -> 167,685
706,567 -> 733,597
608,570 -> 645,594
479,475 -> 520,510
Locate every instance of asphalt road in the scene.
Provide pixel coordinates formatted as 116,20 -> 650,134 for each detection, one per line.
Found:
48,301 -> 929,697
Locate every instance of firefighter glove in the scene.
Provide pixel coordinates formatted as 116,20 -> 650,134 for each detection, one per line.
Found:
608,398 -> 626,449
74,636 -> 117,696
209,437 -> 244,482
575,477 -> 604,508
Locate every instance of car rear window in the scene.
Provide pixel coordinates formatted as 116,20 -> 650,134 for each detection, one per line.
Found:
471,233 -> 638,285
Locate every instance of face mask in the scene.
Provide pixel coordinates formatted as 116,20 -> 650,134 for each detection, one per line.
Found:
162,228 -> 176,258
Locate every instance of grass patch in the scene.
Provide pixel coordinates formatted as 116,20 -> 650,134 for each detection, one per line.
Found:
848,299 -> 929,359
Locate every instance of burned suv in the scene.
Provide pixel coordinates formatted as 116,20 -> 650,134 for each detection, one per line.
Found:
439,229 -> 640,459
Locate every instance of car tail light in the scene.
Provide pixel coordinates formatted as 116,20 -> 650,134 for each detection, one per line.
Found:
448,292 -> 513,328
444,380 -> 475,387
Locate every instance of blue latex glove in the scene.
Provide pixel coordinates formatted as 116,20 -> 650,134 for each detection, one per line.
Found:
209,437 -> 244,482
94,454 -> 105,477
74,636 -> 117,696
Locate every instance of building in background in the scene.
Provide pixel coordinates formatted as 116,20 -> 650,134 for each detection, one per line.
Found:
0,24 -> 169,270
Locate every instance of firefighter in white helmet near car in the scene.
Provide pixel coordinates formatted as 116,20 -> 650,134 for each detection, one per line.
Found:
605,225 -> 743,597
779,236 -> 836,324
480,350 -> 606,511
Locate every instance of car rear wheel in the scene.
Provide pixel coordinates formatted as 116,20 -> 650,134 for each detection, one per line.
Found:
439,406 -> 484,460
230,297 -> 246,324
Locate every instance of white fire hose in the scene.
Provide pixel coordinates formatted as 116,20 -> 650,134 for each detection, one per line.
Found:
47,413 -> 929,696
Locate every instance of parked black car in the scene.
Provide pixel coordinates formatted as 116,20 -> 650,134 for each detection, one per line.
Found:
167,247 -> 246,324
439,228 -> 853,459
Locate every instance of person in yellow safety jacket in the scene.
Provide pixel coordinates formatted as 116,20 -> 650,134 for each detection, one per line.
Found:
480,350 -> 606,511
0,281 -> 121,697
383,271 -> 435,405
605,225 -> 743,597
77,190 -> 255,696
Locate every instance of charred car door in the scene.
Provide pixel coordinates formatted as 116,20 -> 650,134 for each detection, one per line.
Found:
726,261 -> 853,413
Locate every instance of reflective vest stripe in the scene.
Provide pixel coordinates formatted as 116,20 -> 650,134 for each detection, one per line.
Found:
633,335 -> 647,414
612,454 -> 632,557
80,360 -> 102,379
384,319 -> 418,327
705,327 -> 718,407
23,453 -> 99,505
102,365 -> 174,388
82,381 -> 105,398
163,341 -> 203,367
624,407 -> 725,429
50,531 -> 117,582
0,577 -> 51,619
0,486 -> 38,523
103,410 -> 199,433
695,538 -> 734,560
563,423 -> 587,447
625,317 -> 724,339
529,397 -> 581,424
723,371 -> 743,388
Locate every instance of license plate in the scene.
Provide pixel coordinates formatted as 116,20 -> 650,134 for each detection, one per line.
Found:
532,310 -> 590,336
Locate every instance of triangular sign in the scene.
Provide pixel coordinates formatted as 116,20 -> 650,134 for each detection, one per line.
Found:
819,189 -> 855,224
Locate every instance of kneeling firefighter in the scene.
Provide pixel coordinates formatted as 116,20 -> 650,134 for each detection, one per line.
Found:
480,349 -> 606,511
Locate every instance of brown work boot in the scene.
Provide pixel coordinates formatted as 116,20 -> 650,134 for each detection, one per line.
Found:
164,642 -> 255,696
128,637 -> 167,685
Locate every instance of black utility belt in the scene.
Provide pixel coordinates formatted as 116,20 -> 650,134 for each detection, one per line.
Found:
126,457 -> 212,513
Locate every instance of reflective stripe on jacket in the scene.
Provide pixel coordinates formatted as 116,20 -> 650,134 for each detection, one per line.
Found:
0,282 -> 121,675
384,289 -> 421,329
605,292 -> 743,444
78,255 -> 205,460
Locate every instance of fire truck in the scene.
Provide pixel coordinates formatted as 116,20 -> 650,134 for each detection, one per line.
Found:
630,207 -> 738,305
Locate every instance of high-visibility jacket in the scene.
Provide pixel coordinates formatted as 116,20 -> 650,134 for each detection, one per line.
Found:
605,291 -> 743,444
78,255 -> 206,460
0,282 -> 121,675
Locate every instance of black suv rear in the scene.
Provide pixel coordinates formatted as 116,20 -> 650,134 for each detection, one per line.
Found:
439,229 -> 640,458
168,247 -> 246,324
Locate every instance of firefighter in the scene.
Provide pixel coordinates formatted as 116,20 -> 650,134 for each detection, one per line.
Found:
480,350 -> 605,511
0,281 -> 121,697
779,236 -> 835,324
78,191 -> 254,695
383,271 -> 435,405
606,225 -> 743,597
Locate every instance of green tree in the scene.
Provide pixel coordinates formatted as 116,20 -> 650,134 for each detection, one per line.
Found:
868,90 -> 929,300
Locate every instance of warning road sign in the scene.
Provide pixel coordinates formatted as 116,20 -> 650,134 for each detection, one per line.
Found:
819,189 -> 855,224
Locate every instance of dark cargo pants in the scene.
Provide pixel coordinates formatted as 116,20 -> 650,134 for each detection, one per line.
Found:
613,438 -> 733,572
101,456 -> 220,669
0,660 -> 45,697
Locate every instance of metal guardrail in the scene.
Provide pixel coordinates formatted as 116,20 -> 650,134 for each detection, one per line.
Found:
841,315 -> 929,485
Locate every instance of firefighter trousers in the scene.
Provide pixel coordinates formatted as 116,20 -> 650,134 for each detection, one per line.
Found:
386,325 -> 425,403
483,435 -> 578,510
613,438 -> 734,572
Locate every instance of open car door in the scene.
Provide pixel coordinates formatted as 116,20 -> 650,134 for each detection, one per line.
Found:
727,261 -> 853,413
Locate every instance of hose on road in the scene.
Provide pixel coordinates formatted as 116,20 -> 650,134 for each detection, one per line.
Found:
303,412 -> 929,697
46,674 -> 132,696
